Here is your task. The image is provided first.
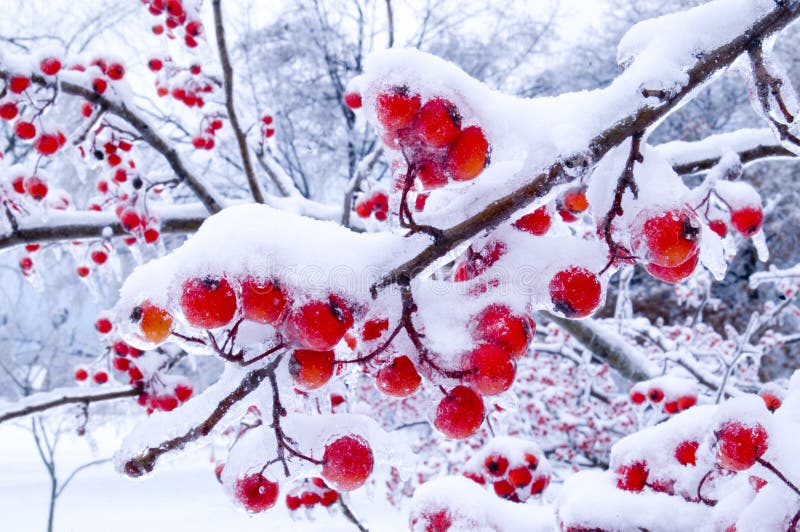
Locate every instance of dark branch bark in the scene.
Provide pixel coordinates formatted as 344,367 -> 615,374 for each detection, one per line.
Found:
0,387 -> 140,424
371,4 -> 800,294
672,143 -> 795,175
0,72 -> 225,213
212,0 -> 265,203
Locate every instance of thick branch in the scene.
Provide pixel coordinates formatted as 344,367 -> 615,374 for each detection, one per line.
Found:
212,0 -> 265,204
0,386 -> 140,424
371,4 -> 800,293
0,72 -> 225,213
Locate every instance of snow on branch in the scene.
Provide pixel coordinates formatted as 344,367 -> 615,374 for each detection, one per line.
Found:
0,385 -> 140,424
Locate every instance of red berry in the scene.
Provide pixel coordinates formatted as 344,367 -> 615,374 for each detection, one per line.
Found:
175,384 -> 193,402
322,435 -> 374,491
241,277 -> 290,325
636,208 -> 700,268
354,198 -> 372,218
471,304 -> 532,358
143,228 -> 160,244
133,301 -> 174,345
0,102 -> 18,120
677,395 -> 697,411
107,153 -> 122,166
289,349 -> 335,390
709,219 -> 728,238
344,92 -> 362,109
95,318 -> 113,334
128,366 -> 144,381
563,190 -> 588,213
93,371 -> 109,384
513,206 -> 551,236
644,251 -> 699,284
361,317 -> 389,341
148,58 -> 163,72
530,475 -> 550,495
675,440 -> 699,466
434,385 -> 484,439
76,265 -> 91,277
484,453 -> 509,476
320,489 -> 338,507
647,388 -> 664,403
262,115 -> 273,125
119,208 -> 141,230
24,176 -> 48,200
19,256 -> 33,271
15,121 -> 36,140
415,193 -> 428,212
375,355 -> 422,398
416,159 -> 450,190
113,341 -> 129,356
283,295 -> 354,351
465,343 -> 515,396
74,368 -> 88,381
107,63 -> 126,80
9,76 -> 30,94
616,461 -> 648,492
463,470 -> 485,485
630,390 -> 646,404
664,401 -> 679,414
508,466 -> 533,487
549,267 -> 602,318
11,176 -> 25,194
301,491 -> 321,506
715,421 -> 769,471
89,251 -> 108,266
493,479 -> 515,498
415,98 -> 461,148
376,86 -> 421,131
234,473 -> 279,512
92,78 -> 108,94
180,276 -> 238,329
152,24 -> 164,35
448,126 -> 489,181
112,357 -> 130,372
285,494 -> 301,511
113,168 -> 127,183
186,20 -> 203,37
40,58 -> 62,76
730,206 -> 763,238
452,240 -> 506,282
760,393 -> 782,412
34,134 -> 60,155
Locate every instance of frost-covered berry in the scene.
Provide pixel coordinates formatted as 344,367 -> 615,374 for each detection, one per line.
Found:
615,461 -> 648,492
180,276 -> 238,329
471,304 -> 533,358
647,387 -> 664,403
760,393 -> 782,412
234,473 -> 279,512
131,301 -> 174,345
635,208 -> 700,268
434,385 -> 484,439
40,57 -> 62,76
289,349 -> 335,390
15,121 -> 37,140
283,295 -> 354,351
730,207 -> 763,238
508,466 -> 532,487
675,440 -> 699,466
375,355 -> 422,398
465,343 -> 515,396
549,267 -> 601,318
74,368 -> 88,381
95,317 -> 113,334
448,126 -> 489,181
240,277 -> 290,325
709,219 -> 728,238
415,98 -> 461,148
484,453 -> 509,477
34,133 -> 60,156
92,371 -> 109,384
343,92 -> 362,109
376,86 -> 421,131
321,435 -> 374,491
513,206 -> 551,236
644,252 -> 698,284
630,390 -> 646,404
0,102 -> 18,120
416,159 -> 450,190
714,421 -> 768,471
9,76 -> 30,93
562,189 -> 588,213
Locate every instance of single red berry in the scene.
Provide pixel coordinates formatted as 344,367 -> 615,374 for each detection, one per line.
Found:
344,92 -> 362,109
25,244 -> 40,253
262,115 -> 273,125
452,240 -> 507,282
186,20 -> 203,37
530,475 -> 550,495
645,252 -> 699,284
289,349 -> 335,390
375,355 -> 422,398
320,489 -> 338,507
95,317 -> 113,334
563,190 -> 589,213
283,295 -> 354,351
112,357 -> 130,372
285,494 -> 301,511
113,341 -> 129,356
636,208 -> 700,268
89,250 -> 107,266
143,228 -> 160,244
508,466 -> 533,487
12,176 -> 25,194
415,193 -> 428,212
616,461 -> 648,492
148,58 -> 163,72
107,153 -> 122,166
175,384 -> 193,402
416,159 -> 450,190
119,208 -> 141,230
128,366 -> 144,381
92,78 -> 108,94
709,219 -> 728,238
9,76 -> 30,93
0,102 -> 18,120
448,126 -> 489,181
180,276 -> 238,329
240,277 -> 290,325
471,304 -> 533,358
465,343 -> 515,396
677,395 -> 697,411
34,134 -> 60,156
647,387 -> 664,403
630,390 -> 646,404
415,98 -> 461,148
19,256 -> 33,271
24,176 -> 48,200
493,479 -> 515,498
760,393 -> 782,412
513,206 -> 551,236
484,453 -> 509,477
730,206 -> 763,238
664,400 -> 679,414
322,435 -> 374,491
76,265 -> 91,277
152,24 -> 164,35
133,301 -> 174,345
376,86 -> 421,131
40,58 -> 62,76
715,421 -> 769,471
361,317 -> 389,341
301,491 -> 321,506
434,385 -> 484,439
463,470 -> 485,485
354,198 -> 372,218
549,267 -> 602,318
234,473 -> 279,512
74,368 -> 88,381
93,371 -> 109,384
113,168 -> 127,183
675,440 -> 699,466
15,121 -> 37,140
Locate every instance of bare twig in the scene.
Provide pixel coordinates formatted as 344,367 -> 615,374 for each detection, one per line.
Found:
0,386 -> 140,425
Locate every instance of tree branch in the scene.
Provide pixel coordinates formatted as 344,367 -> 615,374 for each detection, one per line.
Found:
0,386 -> 140,425
212,0 -> 265,204
341,144 -> 384,227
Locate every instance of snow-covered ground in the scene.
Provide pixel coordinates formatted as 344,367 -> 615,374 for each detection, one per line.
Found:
0,424 -> 401,532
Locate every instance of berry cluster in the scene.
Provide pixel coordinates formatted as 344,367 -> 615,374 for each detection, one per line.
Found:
284,477 -> 339,511
354,190 -> 389,221
629,378 -> 698,416
149,56 -> 216,109
141,0 -> 203,48
461,437 -> 552,503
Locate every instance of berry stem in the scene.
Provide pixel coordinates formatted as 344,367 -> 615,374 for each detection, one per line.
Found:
756,457 -> 800,496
